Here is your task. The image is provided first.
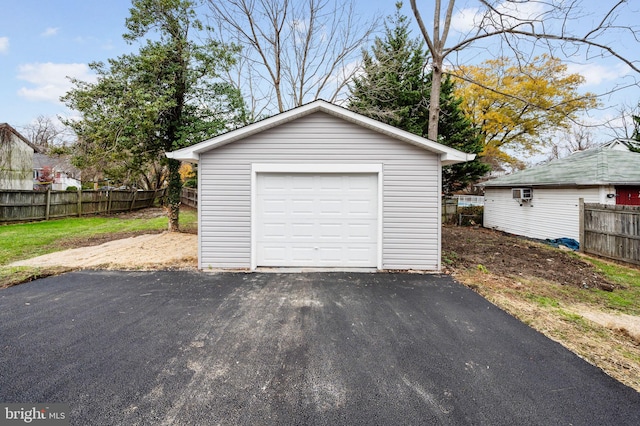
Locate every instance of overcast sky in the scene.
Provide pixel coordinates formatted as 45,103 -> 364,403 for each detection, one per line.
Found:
1,0 -> 638,145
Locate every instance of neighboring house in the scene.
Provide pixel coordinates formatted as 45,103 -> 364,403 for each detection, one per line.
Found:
481,139 -> 640,241
167,100 -> 474,271
0,123 -> 41,190
33,153 -> 82,191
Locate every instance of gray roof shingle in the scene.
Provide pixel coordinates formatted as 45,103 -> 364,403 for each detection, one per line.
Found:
482,139 -> 640,187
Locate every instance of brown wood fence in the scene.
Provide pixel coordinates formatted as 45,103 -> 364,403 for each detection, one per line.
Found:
181,187 -> 198,208
0,188 -> 167,223
579,199 -> 640,266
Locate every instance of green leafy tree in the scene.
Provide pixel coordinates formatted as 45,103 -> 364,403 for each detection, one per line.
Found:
62,0 -> 247,231
348,3 -> 488,193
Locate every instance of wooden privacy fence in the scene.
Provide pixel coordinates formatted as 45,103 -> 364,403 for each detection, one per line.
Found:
181,187 -> 198,208
0,188 -> 167,223
579,199 -> 640,266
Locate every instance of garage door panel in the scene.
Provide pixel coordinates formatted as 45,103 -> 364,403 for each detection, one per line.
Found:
318,175 -> 343,191
291,175 -> 314,191
346,247 -> 377,262
290,222 -> 315,238
348,199 -> 376,215
262,175 -> 288,191
347,222 -> 376,239
290,247 -> 315,263
318,222 -> 342,239
262,222 -> 287,238
261,198 -> 287,215
262,244 -> 377,267
291,199 -> 315,215
260,246 -> 287,263
348,175 -> 377,190
256,172 -> 378,267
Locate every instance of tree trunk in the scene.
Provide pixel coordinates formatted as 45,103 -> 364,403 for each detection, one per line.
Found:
428,60 -> 443,141
167,158 -> 181,232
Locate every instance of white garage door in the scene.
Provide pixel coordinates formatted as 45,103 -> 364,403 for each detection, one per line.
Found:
256,173 -> 378,267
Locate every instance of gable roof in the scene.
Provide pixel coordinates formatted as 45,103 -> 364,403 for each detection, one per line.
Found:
0,123 -> 42,153
482,140 -> 640,187
166,100 -> 475,165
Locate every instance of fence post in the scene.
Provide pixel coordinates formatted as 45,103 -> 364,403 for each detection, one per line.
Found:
77,189 -> 82,217
578,198 -> 584,252
129,190 -> 138,211
45,189 -> 51,221
107,191 -> 112,214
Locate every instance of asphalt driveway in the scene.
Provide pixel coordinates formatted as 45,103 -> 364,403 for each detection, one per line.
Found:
0,271 -> 638,425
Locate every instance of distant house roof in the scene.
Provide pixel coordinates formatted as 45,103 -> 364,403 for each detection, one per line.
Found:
33,153 -> 81,179
0,123 -> 42,153
482,139 -> 640,187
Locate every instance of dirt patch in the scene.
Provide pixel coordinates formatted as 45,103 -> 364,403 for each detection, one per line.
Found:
111,207 -> 168,220
10,232 -> 197,270
58,230 -> 165,250
576,307 -> 640,344
442,226 -> 616,291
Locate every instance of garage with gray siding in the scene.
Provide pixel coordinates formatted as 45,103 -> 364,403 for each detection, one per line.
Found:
167,100 -> 473,271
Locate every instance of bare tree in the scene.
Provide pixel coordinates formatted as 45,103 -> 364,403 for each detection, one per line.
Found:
19,115 -> 67,151
409,0 -> 640,141
600,103 -> 640,139
563,125 -> 597,153
546,124 -> 598,162
207,0 -> 379,116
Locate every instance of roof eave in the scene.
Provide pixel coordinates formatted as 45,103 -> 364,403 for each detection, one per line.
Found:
441,153 -> 476,166
165,150 -> 199,163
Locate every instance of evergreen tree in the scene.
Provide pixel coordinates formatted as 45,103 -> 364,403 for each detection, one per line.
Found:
348,2 -> 488,193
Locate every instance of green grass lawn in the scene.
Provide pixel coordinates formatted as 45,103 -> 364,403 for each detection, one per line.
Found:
585,257 -> 640,315
0,208 -> 197,287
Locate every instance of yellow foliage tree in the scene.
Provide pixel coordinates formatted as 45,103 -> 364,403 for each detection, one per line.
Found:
453,55 -> 598,169
179,163 -> 193,182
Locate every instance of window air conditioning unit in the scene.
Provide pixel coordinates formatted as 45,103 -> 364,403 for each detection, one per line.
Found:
512,188 -> 532,200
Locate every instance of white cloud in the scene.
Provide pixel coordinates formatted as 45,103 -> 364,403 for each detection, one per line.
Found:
0,37 -> 9,54
494,1 -> 546,22
17,62 -> 96,103
565,63 -> 631,86
41,27 -> 60,37
451,1 -> 546,34
451,7 -> 480,33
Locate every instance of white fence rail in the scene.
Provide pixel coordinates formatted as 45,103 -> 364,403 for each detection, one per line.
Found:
453,195 -> 484,207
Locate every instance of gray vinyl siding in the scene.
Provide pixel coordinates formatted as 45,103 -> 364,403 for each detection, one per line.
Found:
199,111 -> 440,270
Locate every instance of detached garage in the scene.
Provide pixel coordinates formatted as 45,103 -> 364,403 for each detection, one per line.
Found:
167,100 -> 474,271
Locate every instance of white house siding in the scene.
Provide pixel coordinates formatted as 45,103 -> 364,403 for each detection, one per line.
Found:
198,111 -> 440,270
483,186 -> 615,241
